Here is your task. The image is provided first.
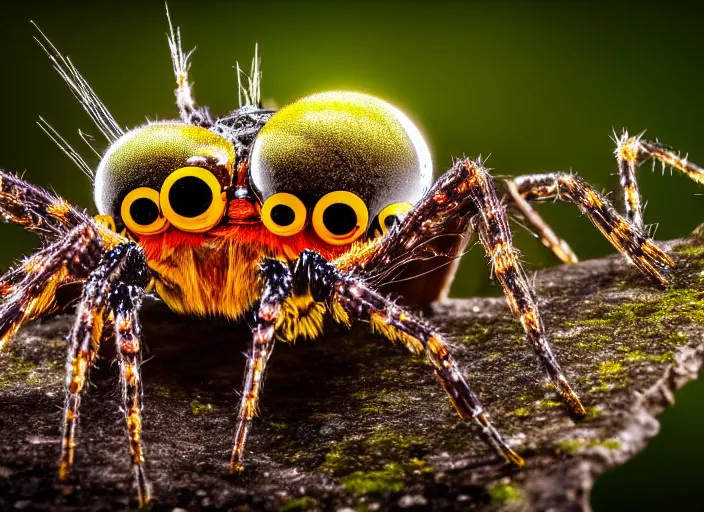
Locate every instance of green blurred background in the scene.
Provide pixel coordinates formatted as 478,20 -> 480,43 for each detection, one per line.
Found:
0,1 -> 702,509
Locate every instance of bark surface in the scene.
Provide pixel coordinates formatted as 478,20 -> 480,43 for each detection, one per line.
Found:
1,232 -> 703,511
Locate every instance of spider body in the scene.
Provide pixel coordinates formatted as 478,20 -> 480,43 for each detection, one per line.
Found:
1,14 -> 702,509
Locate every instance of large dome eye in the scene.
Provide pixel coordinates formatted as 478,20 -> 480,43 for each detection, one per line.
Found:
120,187 -> 169,236
312,191 -> 368,245
377,202 -> 413,235
249,92 -> 433,236
160,167 -> 226,233
261,192 -> 307,236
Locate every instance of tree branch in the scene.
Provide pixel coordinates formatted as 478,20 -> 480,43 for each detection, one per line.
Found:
1,231 -> 703,511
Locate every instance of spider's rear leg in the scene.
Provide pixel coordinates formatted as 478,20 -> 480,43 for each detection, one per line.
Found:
300,250 -> 524,467
616,131 -> 704,229
505,180 -> 579,264
230,259 -> 292,472
508,172 -> 674,285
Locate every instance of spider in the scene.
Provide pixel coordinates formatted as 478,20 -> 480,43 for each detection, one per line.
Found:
1,12 -> 702,508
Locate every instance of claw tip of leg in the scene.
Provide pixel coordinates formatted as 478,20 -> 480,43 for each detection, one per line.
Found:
506,449 -> 525,468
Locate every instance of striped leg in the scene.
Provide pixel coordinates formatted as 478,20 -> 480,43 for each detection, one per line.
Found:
505,180 -> 579,264
357,159 -> 585,416
0,223 -> 103,350
615,131 -> 704,229
111,274 -> 150,506
60,243 -> 151,506
509,172 -> 674,286
294,250 -> 524,466
230,260 -> 292,472
0,171 -> 88,238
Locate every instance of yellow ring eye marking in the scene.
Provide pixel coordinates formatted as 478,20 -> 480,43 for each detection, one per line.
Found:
312,191 -> 369,246
120,187 -> 169,236
261,192 -> 307,237
378,202 -> 413,234
160,166 -> 226,233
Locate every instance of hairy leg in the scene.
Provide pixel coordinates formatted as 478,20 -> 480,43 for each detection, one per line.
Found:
351,159 -> 586,416
296,250 -> 524,465
59,242 -> 151,505
615,131 -> 704,229
230,260 -> 293,472
0,171 -> 90,239
0,223 -> 103,350
507,172 -> 674,285
505,180 -> 579,264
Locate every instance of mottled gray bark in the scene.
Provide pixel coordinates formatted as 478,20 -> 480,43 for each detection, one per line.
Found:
1,232 -> 703,511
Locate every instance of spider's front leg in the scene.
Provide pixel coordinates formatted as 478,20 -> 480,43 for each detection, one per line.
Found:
230,259 -> 293,472
359,158 -> 586,416
60,242 -> 151,506
298,250 -> 525,466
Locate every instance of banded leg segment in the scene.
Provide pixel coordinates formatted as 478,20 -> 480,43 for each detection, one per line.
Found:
0,223 -> 103,350
0,171 -> 89,238
293,250 -> 524,465
509,172 -> 674,285
358,159 -> 585,416
110,266 -> 150,507
616,131 -> 704,229
505,180 -> 579,264
60,243 -> 151,506
460,162 -> 586,416
230,259 -> 292,472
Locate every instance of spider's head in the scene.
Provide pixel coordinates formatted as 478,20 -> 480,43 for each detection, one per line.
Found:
94,124 -> 235,236
250,91 -> 433,246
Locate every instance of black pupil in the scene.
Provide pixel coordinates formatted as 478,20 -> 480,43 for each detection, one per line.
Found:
323,203 -> 357,236
168,176 -> 213,218
130,198 -> 159,226
271,204 -> 295,226
383,215 -> 399,229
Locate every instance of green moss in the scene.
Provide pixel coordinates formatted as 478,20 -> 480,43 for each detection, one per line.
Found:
406,457 -> 433,474
512,407 -> 531,417
486,352 -> 503,361
675,243 -> 704,260
539,399 -> 563,409
488,482 -> 524,504
0,358 -> 40,388
589,381 -> 611,393
457,324 -> 491,344
648,352 -> 674,363
598,361 -> 624,377
190,400 -> 216,416
554,437 -> 620,456
585,406 -> 602,419
280,496 -> 320,511
555,439 -> 585,455
593,439 -> 621,450
575,340 -> 605,352
321,428 -> 426,475
667,332 -> 688,344
340,462 -> 405,494
625,350 -> 673,363
625,350 -> 646,361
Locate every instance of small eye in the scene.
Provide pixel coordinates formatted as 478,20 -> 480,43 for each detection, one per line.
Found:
378,202 -> 413,234
160,166 -> 226,233
261,192 -> 307,236
312,191 -> 368,246
120,187 -> 169,235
